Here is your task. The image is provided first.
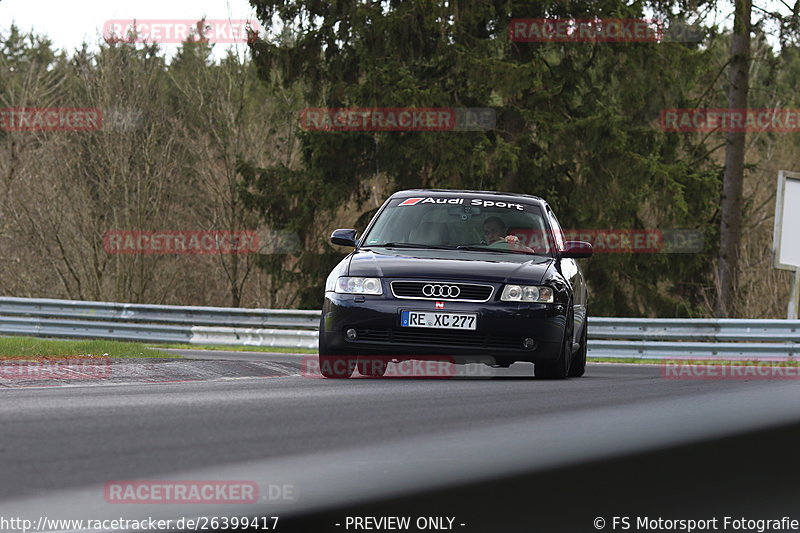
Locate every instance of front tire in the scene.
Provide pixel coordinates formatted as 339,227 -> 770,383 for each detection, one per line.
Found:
568,317 -> 588,377
534,309 -> 573,380
358,356 -> 388,377
319,354 -> 357,378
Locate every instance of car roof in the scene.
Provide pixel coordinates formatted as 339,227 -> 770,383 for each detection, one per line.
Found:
390,189 -> 547,206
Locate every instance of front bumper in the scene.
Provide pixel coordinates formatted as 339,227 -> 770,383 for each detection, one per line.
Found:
320,290 -> 567,364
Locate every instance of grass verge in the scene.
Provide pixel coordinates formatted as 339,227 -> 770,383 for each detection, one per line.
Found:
3,339 -> 784,365
162,344 -> 317,354
0,336 -> 174,360
590,356 -> 800,365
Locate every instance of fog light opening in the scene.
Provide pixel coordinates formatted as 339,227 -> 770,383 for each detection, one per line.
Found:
523,338 -> 536,349
345,328 -> 358,341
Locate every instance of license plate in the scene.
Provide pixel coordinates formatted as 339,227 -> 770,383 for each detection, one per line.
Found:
400,310 -> 477,330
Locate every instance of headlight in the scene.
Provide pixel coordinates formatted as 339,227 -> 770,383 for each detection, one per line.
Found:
335,277 -> 383,295
500,285 -> 554,303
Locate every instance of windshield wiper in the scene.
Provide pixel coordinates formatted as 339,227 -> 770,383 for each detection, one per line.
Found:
456,245 -> 542,255
366,242 -> 457,251
366,242 -> 544,255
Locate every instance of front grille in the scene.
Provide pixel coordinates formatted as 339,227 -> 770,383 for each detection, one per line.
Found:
353,328 -> 528,351
355,329 -> 391,342
393,328 -> 485,346
390,281 -> 493,302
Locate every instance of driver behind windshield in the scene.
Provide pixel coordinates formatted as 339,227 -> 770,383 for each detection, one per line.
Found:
482,216 -> 535,253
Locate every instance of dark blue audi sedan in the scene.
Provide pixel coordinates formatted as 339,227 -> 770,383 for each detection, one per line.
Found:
319,189 -> 592,379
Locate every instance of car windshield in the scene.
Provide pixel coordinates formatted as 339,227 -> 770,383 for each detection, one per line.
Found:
361,197 -> 553,255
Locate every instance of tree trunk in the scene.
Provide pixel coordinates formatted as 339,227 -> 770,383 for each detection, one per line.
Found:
716,0 -> 751,318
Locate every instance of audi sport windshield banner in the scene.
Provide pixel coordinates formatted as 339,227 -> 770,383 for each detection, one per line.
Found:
393,196 -> 534,211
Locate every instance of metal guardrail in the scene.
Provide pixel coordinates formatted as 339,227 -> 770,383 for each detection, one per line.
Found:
0,315 -> 192,344
589,317 -> 800,342
0,297 -> 799,357
0,297 -> 320,329
587,317 -> 800,358
0,296 -> 320,349
587,340 -> 800,358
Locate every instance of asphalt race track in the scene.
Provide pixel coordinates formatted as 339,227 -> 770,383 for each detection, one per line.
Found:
2,351 -> 800,532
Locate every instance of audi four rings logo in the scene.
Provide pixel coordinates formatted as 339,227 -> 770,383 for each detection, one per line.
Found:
422,284 -> 461,298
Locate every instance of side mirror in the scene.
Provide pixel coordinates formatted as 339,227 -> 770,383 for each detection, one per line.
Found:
561,241 -> 593,259
331,229 -> 358,247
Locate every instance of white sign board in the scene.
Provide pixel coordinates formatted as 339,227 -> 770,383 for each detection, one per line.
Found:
773,171 -> 800,270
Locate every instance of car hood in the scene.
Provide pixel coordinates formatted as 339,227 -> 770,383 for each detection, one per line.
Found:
346,248 -> 554,285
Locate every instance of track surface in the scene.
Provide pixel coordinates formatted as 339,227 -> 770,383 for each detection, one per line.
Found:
2,351 -> 799,531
